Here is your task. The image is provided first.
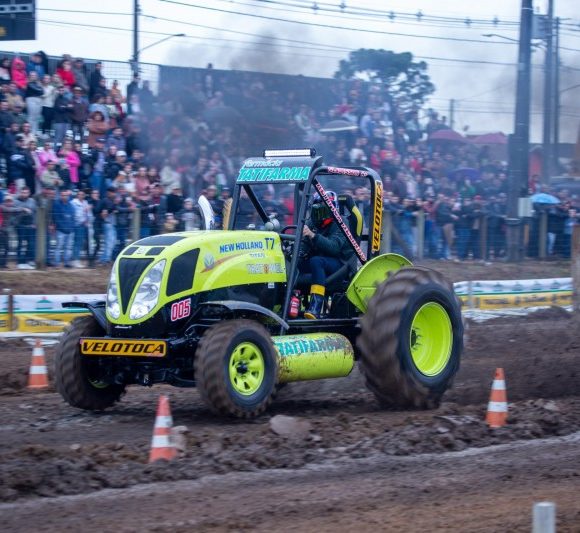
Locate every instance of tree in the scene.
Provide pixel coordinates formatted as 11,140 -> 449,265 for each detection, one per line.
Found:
334,49 -> 435,110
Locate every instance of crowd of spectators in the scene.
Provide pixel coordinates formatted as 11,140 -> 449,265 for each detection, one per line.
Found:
0,51 -> 577,269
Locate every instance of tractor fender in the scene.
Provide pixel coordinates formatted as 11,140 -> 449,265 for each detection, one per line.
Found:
199,300 -> 289,330
346,253 -> 412,313
62,301 -> 108,331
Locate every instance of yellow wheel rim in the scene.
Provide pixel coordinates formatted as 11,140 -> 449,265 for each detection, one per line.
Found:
89,379 -> 109,389
410,302 -> 453,377
228,342 -> 265,395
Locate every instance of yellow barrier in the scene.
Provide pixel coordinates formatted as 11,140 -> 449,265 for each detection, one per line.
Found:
458,291 -> 572,310
10,311 -> 90,333
0,312 -> 9,332
0,285 -> 574,334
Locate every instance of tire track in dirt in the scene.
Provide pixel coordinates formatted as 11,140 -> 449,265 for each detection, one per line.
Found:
2,431 -> 580,532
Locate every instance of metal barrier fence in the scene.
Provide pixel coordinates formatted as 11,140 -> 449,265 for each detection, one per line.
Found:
379,210 -> 573,261
2,206 -> 572,268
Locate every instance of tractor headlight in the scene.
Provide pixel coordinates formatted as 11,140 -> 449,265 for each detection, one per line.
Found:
106,268 -> 121,319
129,260 -> 166,320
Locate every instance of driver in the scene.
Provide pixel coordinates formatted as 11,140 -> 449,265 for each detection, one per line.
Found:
300,191 -> 354,319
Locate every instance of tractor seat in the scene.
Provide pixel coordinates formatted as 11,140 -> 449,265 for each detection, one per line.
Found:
295,256 -> 356,291
338,194 -> 363,244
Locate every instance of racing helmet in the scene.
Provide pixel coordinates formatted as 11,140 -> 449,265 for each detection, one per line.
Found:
310,190 -> 338,227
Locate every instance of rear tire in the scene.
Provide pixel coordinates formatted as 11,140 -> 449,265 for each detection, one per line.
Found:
54,316 -> 126,411
195,319 -> 279,418
357,266 -> 463,409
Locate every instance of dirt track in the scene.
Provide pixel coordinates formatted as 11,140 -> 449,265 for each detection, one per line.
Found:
1,262 -> 580,531
2,433 -> 580,532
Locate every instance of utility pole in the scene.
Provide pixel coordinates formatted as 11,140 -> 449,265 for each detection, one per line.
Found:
449,99 -> 455,130
507,0 -> 533,262
553,17 -> 560,175
132,0 -> 140,75
541,0 -> 554,183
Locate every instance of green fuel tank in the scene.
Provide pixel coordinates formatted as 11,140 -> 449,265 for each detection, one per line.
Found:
273,333 -> 354,383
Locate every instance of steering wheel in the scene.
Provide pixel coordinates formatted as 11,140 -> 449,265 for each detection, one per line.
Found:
280,225 -> 297,242
279,225 -> 297,258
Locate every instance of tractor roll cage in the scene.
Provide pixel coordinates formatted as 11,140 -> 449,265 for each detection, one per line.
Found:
228,155 -> 384,324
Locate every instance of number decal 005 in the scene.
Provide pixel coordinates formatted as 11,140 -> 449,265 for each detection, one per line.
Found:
170,299 -> 191,321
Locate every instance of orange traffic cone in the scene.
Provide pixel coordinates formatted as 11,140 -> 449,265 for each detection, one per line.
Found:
149,395 -> 177,462
27,339 -> 49,389
486,368 -> 508,428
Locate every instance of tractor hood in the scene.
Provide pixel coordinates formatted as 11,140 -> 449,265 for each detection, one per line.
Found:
105,231 -> 286,325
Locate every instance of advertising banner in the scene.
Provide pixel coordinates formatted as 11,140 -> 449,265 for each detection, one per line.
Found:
454,278 -> 573,309
7,294 -> 105,333
0,293 -> 8,332
0,277 -> 575,334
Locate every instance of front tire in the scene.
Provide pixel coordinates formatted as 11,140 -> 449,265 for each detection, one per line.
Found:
54,315 -> 126,411
195,319 -> 279,418
357,266 -> 463,409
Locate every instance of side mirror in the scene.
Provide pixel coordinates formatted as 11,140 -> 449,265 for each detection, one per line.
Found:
197,195 -> 215,230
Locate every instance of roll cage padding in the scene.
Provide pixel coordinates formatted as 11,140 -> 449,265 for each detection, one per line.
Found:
338,194 -> 363,244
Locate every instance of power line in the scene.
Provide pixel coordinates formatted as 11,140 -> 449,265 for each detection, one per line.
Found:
146,14 -> 521,67
159,0 -> 521,46
38,8 -> 133,16
32,19 -> 347,62
164,1 -> 580,53
456,81 -> 515,102
36,18 -> 176,37
217,0 -> 520,31
147,14 -> 353,52
10,16 -> 515,66
22,13 -> 580,74
252,0 -> 520,26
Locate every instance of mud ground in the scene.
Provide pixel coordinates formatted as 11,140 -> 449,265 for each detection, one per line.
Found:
0,260 -> 579,531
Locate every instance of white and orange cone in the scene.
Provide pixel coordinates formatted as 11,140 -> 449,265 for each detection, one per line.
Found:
149,394 -> 177,463
486,368 -> 508,428
27,339 -> 49,389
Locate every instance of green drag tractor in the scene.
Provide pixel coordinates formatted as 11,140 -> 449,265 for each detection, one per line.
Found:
54,149 -> 463,418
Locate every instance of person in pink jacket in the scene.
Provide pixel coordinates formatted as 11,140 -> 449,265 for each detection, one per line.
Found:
10,57 -> 27,92
59,139 -> 81,186
38,140 -> 58,172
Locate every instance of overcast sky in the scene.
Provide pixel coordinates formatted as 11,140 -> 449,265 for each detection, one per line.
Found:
1,0 -> 579,142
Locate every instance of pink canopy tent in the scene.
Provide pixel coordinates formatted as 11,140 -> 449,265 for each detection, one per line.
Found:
429,129 -> 468,143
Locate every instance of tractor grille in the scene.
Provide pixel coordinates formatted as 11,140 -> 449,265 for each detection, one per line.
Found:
118,258 -> 153,314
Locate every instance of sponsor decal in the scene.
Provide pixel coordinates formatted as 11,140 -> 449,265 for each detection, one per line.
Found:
219,241 -> 264,254
201,251 -> 258,272
201,253 -> 240,272
313,181 -> 367,264
237,166 -> 310,182
459,291 -> 572,310
453,278 -> 573,296
275,335 -> 346,357
326,166 -> 369,177
81,338 -> 167,357
170,299 -> 191,321
371,180 -> 383,253
203,253 -> 216,270
247,263 -> 284,274
134,246 -> 148,255
244,159 -> 283,168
